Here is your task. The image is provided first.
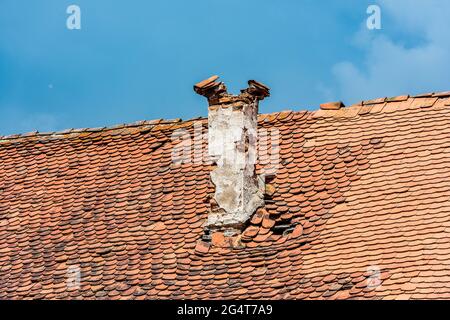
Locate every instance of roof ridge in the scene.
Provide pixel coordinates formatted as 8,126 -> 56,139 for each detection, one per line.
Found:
312,91 -> 450,119
0,110 -> 301,142
0,118 -> 191,141
360,90 -> 450,105
1,91 -> 449,142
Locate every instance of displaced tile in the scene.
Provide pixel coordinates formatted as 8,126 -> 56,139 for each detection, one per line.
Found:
195,241 -> 210,254
320,101 -> 345,110
265,184 -> 276,197
211,232 -> 226,247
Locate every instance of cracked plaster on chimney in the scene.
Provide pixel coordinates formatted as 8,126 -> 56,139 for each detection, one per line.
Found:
194,76 -> 270,235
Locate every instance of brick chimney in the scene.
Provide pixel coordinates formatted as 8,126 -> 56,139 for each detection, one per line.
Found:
194,75 -> 270,236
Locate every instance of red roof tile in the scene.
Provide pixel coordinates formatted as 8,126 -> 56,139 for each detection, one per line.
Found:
1,92 -> 450,299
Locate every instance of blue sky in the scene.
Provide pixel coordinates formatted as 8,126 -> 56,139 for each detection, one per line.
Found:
1,0 -> 449,135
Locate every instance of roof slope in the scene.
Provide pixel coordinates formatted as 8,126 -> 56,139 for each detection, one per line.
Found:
1,92 -> 450,299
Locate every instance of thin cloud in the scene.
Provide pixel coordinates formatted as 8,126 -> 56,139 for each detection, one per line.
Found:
330,0 -> 450,104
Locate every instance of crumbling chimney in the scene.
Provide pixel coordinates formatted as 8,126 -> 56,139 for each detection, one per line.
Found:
194,75 -> 270,236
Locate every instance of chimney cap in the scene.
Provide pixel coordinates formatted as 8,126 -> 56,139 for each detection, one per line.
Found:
194,75 -> 219,90
193,75 -> 227,99
194,75 -> 270,101
246,80 -> 270,100
248,80 -> 270,92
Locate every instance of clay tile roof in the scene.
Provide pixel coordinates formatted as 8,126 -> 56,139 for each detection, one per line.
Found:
1,91 -> 450,299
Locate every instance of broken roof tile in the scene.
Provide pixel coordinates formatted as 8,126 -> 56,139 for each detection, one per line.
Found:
320,101 -> 345,110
